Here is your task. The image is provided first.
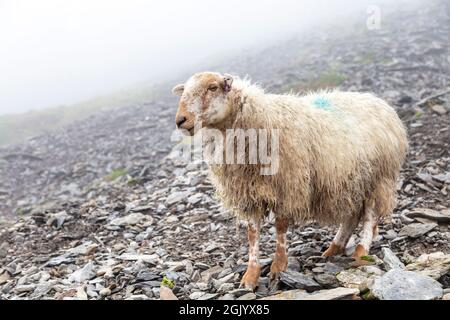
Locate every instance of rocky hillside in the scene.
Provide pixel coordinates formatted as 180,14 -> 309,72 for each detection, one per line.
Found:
0,0 -> 449,300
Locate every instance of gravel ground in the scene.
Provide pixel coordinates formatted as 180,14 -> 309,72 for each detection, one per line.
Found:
0,0 -> 449,300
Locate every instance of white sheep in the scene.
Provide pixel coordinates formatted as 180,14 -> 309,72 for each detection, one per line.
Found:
172,72 -> 408,290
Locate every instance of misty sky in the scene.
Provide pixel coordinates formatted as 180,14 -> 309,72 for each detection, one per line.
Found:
0,0 -> 415,115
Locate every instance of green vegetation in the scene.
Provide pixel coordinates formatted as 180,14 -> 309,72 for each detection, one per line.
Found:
414,110 -> 423,119
360,255 -> 376,263
15,207 -> 25,217
359,52 -> 376,64
105,168 -> 127,182
361,290 -> 373,300
380,57 -> 393,65
285,68 -> 347,93
126,177 -> 140,186
161,276 -> 175,289
317,69 -> 347,87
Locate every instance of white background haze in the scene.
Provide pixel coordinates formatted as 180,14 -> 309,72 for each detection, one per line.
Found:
0,0 -> 417,115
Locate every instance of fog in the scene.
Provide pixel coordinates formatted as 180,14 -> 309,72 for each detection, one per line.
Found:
0,0 -> 417,115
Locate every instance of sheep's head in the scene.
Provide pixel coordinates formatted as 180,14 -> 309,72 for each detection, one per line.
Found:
172,72 -> 234,135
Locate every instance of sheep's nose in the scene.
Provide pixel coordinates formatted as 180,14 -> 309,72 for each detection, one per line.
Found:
176,116 -> 187,128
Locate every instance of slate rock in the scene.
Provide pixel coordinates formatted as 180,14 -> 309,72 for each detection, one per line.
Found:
313,273 -> 339,288
68,262 -> 96,283
45,255 -> 73,267
237,292 -> 257,300
304,287 -> 360,300
119,253 -> 159,265
398,223 -> 436,238
166,191 -> 190,206
261,287 -> 359,300
46,211 -> 71,229
405,208 -> 450,224
405,252 -> 450,280
159,286 -> 178,300
66,241 -> 99,256
279,270 -> 321,292
110,213 -> 147,226
371,269 -> 443,300
381,247 -> 405,270
336,267 -> 382,292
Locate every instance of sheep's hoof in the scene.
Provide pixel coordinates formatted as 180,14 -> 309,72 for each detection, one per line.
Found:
270,258 -> 288,274
351,244 -> 368,259
267,257 -> 287,291
350,244 -> 371,267
239,266 -> 261,291
322,241 -> 345,257
268,271 -> 281,292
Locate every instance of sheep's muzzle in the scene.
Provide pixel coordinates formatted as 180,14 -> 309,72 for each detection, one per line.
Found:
175,103 -> 196,135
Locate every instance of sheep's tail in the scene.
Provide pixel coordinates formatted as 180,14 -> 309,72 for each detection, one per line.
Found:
367,177 -> 398,220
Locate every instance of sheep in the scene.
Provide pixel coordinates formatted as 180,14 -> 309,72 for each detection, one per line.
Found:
172,71 -> 408,290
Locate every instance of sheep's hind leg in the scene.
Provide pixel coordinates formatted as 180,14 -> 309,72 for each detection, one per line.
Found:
269,217 -> 289,280
240,221 -> 261,290
352,202 -> 378,259
322,214 -> 359,257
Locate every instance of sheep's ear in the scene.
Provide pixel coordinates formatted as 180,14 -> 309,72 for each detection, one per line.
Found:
222,74 -> 233,93
172,84 -> 184,95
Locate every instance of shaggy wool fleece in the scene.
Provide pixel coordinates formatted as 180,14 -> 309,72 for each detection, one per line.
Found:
208,78 -> 408,225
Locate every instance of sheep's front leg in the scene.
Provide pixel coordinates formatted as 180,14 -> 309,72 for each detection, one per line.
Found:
269,217 -> 289,277
240,221 -> 261,290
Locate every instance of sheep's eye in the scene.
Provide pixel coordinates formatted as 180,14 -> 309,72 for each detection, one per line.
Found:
208,85 -> 218,92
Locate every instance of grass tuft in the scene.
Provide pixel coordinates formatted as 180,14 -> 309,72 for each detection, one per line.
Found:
161,276 -> 175,289
105,168 -> 127,182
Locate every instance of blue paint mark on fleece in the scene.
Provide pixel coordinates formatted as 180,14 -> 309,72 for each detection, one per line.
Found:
313,96 -> 332,110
